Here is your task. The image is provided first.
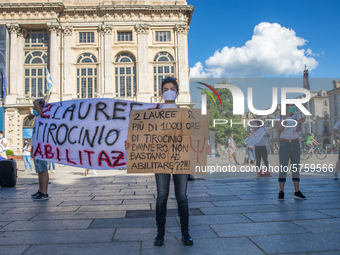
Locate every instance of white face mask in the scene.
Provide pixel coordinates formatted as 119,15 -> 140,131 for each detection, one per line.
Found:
162,90 -> 178,101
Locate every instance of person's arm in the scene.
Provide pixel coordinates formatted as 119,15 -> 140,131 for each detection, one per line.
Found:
295,117 -> 305,133
1,138 -> 7,148
27,145 -> 31,152
124,140 -> 130,150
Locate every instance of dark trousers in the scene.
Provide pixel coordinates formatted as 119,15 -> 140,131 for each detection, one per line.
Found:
255,145 -> 269,170
155,173 -> 189,227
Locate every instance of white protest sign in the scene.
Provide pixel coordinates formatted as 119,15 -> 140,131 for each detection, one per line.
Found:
244,128 -> 267,147
32,98 -> 159,169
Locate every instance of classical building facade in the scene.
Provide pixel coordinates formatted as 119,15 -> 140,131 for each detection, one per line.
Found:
0,0 -> 194,154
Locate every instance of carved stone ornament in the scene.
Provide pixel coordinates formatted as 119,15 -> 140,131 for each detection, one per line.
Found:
17,27 -> 27,38
134,24 -> 150,34
175,24 -> 189,35
99,24 -> 113,35
63,26 -> 73,36
47,24 -> 60,34
6,23 -> 20,34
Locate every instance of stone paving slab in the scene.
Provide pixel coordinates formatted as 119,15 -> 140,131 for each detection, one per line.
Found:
22,242 -> 141,255
0,222 -> 11,229
244,210 -> 333,222
113,227 -> 178,241
210,222 -> 309,237
141,237 -> 264,255
89,217 -> 178,229
318,209 -> 340,218
125,208 -> 202,218
292,218 -> 340,233
0,229 -> 115,245
0,245 -> 30,255
249,232 -> 340,254
30,211 -> 126,220
0,213 -> 39,222
182,214 -> 252,226
166,225 -> 218,239
200,205 -> 286,215
1,219 -> 93,231
6,205 -> 81,214
77,204 -> 151,212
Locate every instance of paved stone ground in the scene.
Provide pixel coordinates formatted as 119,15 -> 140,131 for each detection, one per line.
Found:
0,155 -> 340,255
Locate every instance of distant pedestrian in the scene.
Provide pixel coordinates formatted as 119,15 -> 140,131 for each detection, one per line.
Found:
227,133 -> 240,164
48,162 -> 55,173
275,104 -> 306,200
332,121 -> 340,180
0,130 -> 8,159
22,139 -> 33,172
252,121 -> 271,177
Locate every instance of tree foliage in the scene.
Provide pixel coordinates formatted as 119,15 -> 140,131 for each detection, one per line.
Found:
201,81 -> 246,146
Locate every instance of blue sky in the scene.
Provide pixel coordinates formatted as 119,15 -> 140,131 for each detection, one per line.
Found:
187,0 -> 340,80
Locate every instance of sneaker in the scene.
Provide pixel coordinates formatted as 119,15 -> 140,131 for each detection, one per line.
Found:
33,192 -> 50,200
294,190 -> 306,200
31,191 -> 41,198
278,191 -> 284,200
93,170 -> 98,175
52,170 -> 55,173
334,173 -> 338,180
236,162 -> 240,165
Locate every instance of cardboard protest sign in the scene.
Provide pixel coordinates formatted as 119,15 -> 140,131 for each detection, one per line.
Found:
127,108 -> 209,174
32,98 -> 159,169
244,128 -> 267,147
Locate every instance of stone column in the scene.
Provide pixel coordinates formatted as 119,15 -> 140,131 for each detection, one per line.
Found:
175,24 -> 190,105
100,24 -> 113,97
17,27 -> 26,99
6,23 -> 20,104
47,23 -> 60,102
62,26 -> 73,100
135,24 -> 152,102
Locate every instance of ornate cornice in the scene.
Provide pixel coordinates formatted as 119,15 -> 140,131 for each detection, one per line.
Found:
134,24 -> 150,34
6,23 -> 20,34
62,25 -> 73,36
175,24 -> 189,35
99,23 -> 113,35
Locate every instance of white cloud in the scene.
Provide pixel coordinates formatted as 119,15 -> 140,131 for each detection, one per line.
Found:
190,22 -> 318,78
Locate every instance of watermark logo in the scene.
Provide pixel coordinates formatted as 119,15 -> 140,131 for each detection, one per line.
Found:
200,83 -> 311,116
197,82 -> 223,113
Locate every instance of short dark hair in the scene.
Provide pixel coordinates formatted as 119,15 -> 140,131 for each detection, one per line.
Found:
161,77 -> 178,93
0,130 -> 3,134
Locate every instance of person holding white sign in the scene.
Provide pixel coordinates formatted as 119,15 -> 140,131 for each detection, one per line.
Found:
125,77 -> 193,247
275,104 -> 306,200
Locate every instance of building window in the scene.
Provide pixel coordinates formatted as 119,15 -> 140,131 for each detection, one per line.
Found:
79,32 -> 94,43
324,111 -> 328,117
115,53 -> 136,97
325,100 -> 328,106
25,31 -> 49,47
153,52 -> 175,96
24,30 -> 49,98
155,31 -> 171,42
334,94 -> 337,101
76,53 -> 98,98
117,32 -> 132,41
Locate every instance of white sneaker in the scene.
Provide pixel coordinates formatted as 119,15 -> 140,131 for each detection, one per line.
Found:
334,173 -> 338,180
93,170 -> 98,175
52,170 -> 55,173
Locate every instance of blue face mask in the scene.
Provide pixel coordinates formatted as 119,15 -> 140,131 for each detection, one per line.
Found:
33,109 -> 39,116
288,106 -> 296,114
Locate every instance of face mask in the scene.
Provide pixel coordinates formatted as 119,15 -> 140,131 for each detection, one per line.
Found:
288,106 -> 296,114
162,90 -> 178,101
33,109 -> 39,116
24,142 -> 28,144
0,135 -> 3,138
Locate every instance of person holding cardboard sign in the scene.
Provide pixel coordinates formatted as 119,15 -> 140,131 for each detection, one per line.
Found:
125,77 -> 193,246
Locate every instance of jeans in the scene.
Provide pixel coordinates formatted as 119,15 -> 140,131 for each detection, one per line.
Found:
247,148 -> 254,161
155,174 -> 189,227
278,140 -> 300,182
23,155 -> 33,171
34,158 -> 48,174
48,162 -> 55,171
255,146 -> 269,170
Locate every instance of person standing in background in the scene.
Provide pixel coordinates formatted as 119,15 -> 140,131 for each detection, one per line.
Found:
227,133 -> 240,165
0,130 -> 8,159
22,139 -> 33,172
